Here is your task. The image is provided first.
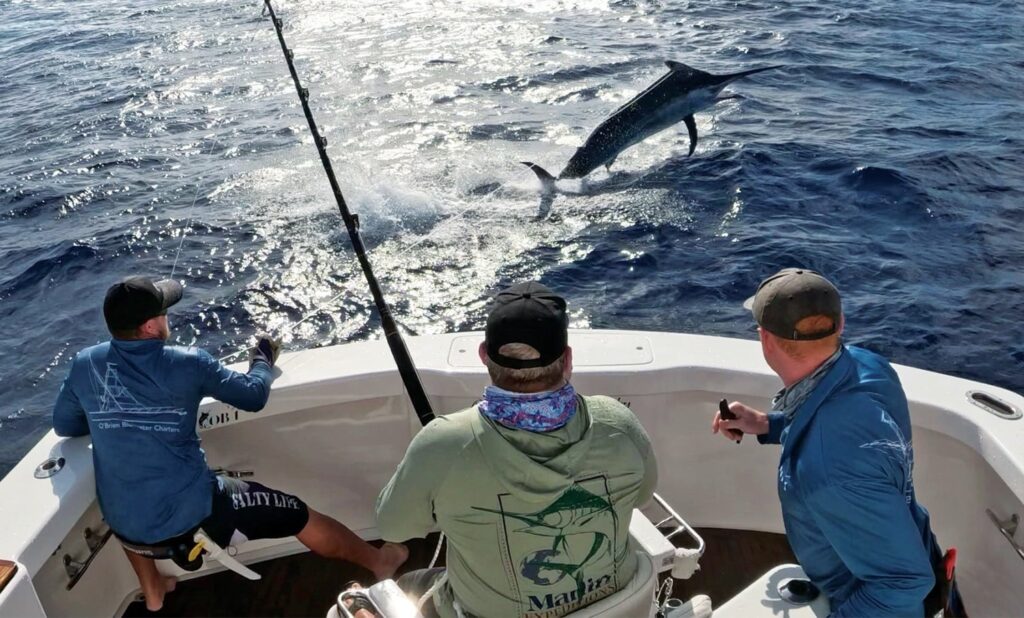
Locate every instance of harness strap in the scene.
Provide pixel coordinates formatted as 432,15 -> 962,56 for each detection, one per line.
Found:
119,541 -> 180,560
116,530 -> 205,572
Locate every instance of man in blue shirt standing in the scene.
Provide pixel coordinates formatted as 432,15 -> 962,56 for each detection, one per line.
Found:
712,268 -> 961,617
53,276 -> 407,611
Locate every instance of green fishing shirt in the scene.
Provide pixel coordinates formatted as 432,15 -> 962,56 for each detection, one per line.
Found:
376,395 -> 658,618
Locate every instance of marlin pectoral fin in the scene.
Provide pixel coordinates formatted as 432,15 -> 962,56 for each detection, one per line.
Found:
684,114 -> 698,156
604,155 -> 617,172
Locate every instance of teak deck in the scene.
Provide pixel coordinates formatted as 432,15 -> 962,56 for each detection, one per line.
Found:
0,560 -> 17,597
124,528 -> 795,617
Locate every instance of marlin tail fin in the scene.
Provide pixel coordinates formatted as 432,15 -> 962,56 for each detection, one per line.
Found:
521,162 -> 557,194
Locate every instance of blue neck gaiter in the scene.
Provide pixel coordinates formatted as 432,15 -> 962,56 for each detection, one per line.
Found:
478,383 -> 578,432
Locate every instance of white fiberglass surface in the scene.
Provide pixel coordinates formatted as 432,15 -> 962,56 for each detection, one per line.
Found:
12,338 -> 1024,617
197,384 -> 1024,616
911,428 -> 1024,617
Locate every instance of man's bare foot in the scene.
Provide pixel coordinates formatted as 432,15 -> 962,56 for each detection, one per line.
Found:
373,542 -> 409,580
139,575 -> 177,611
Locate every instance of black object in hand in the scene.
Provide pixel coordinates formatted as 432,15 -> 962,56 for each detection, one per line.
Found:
719,398 -> 742,443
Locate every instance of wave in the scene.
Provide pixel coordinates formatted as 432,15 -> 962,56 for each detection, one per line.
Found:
0,243 -> 99,301
478,59 -> 650,94
2,0 -> 1023,480
843,165 -> 919,195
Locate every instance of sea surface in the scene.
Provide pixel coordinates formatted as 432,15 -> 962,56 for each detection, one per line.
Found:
1,0 -> 1022,478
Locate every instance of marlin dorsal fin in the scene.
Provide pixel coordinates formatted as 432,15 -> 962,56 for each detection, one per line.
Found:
665,60 -> 696,73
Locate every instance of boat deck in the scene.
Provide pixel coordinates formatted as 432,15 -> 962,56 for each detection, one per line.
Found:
124,528 -> 794,616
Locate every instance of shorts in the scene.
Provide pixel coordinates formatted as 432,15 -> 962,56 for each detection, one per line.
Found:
199,475 -> 310,547
118,475 -> 310,565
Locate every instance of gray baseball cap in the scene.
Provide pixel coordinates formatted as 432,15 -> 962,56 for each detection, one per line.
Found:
743,268 -> 841,340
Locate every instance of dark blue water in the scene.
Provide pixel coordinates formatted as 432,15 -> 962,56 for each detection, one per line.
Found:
2,0 -> 1022,478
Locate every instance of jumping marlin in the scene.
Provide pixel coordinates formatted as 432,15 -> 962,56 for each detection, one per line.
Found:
523,61 -> 781,189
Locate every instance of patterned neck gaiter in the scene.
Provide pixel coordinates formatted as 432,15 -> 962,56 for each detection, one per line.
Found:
478,383 -> 578,432
773,346 -> 844,420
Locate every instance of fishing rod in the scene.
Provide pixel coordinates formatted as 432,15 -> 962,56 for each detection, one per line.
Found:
261,0 -> 435,426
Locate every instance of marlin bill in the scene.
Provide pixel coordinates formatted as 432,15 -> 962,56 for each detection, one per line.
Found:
523,61 -> 781,186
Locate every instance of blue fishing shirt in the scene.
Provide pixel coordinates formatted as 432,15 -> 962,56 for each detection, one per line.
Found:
759,346 -> 938,617
52,339 -> 274,544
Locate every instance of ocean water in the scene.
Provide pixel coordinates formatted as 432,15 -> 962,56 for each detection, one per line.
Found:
1,0 -> 1021,478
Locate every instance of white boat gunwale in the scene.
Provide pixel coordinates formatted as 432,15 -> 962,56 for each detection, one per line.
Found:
1,329 -> 1022,616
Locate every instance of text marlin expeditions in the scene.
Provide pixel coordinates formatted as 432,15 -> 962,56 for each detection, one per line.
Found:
525,574 -> 615,618
474,479 -> 623,618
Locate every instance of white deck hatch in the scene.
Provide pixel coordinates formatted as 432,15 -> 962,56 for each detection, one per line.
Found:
447,332 -> 654,367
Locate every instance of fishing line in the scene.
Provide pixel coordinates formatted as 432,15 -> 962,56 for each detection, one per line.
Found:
169,140 -> 214,280
260,0 -> 434,426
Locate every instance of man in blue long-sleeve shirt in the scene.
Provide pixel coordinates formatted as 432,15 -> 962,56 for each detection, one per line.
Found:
54,276 -> 407,611
712,269 -> 959,617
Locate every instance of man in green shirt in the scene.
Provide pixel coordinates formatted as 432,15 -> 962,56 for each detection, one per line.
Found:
376,282 -> 658,618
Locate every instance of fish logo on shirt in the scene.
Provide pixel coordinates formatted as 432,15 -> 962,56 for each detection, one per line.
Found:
859,410 -> 914,502
474,481 -> 619,617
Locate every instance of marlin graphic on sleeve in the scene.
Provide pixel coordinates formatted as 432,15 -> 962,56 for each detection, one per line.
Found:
522,61 -> 781,189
